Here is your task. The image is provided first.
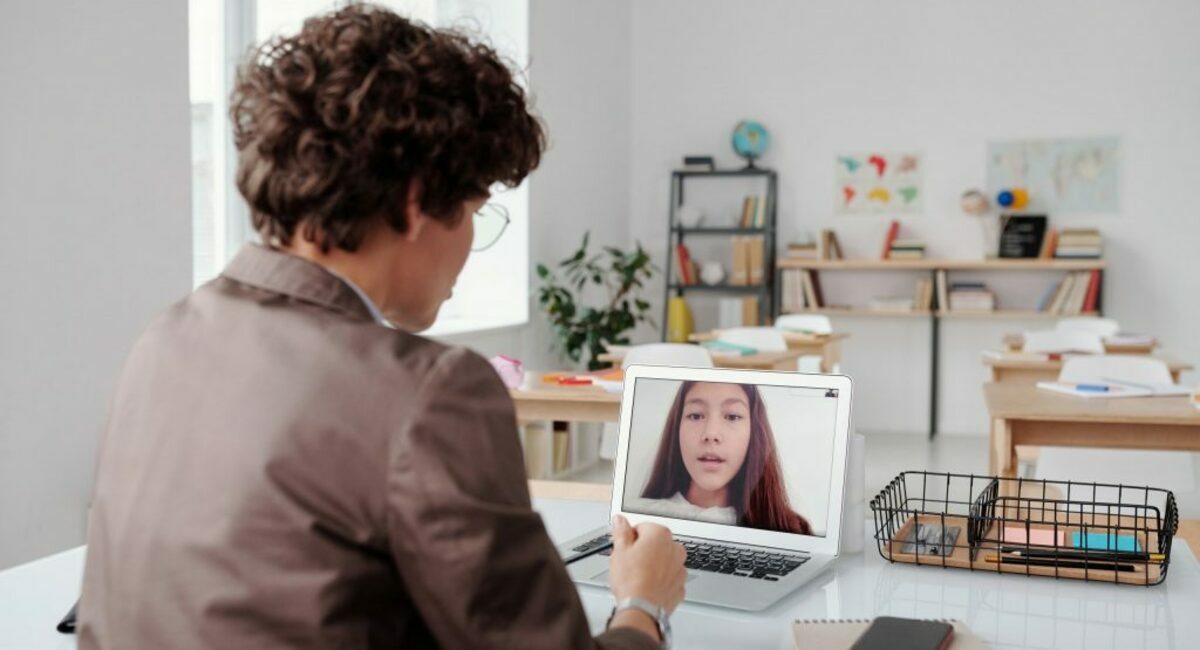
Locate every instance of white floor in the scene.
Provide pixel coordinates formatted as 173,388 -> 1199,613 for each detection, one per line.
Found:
562,432 -> 1200,518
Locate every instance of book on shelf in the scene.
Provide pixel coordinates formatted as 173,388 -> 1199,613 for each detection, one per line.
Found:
786,240 -> 819,259
730,237 -> 747,285
748,235 -> 765,284
738,194 -> 767,228
717,296 -> 761,327
935,269 -> 949,311
1039,227 -> 1059,258
674,243 -> 695,284
801,270 -> 822,308
880,220 -> 901,259
913,278 -> 934,311
679,155 -> 715,172
1055,227 -> 1104,258
819,229 -> 844,260
888,238 -> 927,260
948,281 -> 995,311
1039,270 -> 1101,314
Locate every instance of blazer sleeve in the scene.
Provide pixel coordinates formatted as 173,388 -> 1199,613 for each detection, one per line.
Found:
385,347 -> 658,650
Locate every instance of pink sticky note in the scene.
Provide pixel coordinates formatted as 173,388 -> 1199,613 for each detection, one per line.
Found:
1003,526 -> 1063,547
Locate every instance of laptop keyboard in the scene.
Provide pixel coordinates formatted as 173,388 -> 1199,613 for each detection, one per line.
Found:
570,535 -> 809,581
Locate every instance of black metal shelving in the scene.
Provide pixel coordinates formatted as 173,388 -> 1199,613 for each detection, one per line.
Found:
663,168 -> 778,340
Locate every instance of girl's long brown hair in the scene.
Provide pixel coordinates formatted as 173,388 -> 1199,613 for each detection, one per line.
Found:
640,381 -> 812,535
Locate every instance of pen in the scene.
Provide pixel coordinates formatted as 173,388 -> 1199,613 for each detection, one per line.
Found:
984,554 -> 1137,572
1075,383 -> 1110,392
563,541 -> 614,565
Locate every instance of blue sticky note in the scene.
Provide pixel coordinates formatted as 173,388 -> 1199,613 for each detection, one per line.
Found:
1070,532 -> 1141,553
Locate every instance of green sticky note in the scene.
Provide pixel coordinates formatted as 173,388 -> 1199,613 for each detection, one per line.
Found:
1071,532 -> 1141,553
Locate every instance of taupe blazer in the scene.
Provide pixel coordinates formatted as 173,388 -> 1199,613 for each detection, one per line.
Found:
79,245 -> 653,649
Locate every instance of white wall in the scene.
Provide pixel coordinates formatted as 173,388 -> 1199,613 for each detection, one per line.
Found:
446,0 -> 634,367
627,0 -> 1200,435
0,1 -> 192,568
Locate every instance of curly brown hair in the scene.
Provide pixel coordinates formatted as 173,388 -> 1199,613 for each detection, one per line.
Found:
230,3 -> 544,252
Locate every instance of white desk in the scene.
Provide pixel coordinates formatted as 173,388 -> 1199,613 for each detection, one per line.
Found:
4,499 -> 1200,649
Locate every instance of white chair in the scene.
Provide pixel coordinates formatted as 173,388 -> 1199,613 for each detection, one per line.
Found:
1056,317 -> 1120,339
774,314 -> 833,335
1034,355 -> 1195,495
1058,355 -> 1172,385
1022,329 -> 1104,355
600,344 -> 715,460
619,343 -> 714,370
715,327 -> 788,352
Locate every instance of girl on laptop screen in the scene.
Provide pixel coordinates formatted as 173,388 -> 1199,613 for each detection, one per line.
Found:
630,381 -> 811,535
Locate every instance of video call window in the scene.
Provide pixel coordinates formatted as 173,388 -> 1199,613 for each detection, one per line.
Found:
622,379 -> 839,537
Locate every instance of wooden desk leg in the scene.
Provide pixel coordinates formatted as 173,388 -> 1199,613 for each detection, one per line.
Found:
989,417 -> 1016,478
822,341 -> 842,373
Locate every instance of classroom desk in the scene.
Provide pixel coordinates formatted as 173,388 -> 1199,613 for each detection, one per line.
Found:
1002,333 -> 1159,355
984,382 -> 1200,478
984,353 -> 1191,384
7,494 -> 1200,649
510,379 -> 622,423
598,348 -> 805,371
687,331 -> 849,372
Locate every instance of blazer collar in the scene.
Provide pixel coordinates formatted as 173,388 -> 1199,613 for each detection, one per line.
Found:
221,244 -> 376,322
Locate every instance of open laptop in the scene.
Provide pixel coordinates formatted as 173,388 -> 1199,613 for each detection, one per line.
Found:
556,365 -> 853,612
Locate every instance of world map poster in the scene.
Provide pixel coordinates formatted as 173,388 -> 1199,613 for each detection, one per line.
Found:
834,152 -> 923,215
987,137 -> 1120,213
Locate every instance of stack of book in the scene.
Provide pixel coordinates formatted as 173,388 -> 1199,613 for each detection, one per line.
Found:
738,195 -> 768,228
1055,228 -> 1103,258
1037,269 -> 1101,314
947,281 -> 995,312
888,239 -> 927,259
913,277 -> 934,311
780,269 -> 824,311
786,240 -> 819,259
730,236 -> 765,285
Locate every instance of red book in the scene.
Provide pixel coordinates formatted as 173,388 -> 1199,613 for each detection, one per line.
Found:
1081,269 -> 1101,313
675,243 -> 693,284
881,220 -> 900,259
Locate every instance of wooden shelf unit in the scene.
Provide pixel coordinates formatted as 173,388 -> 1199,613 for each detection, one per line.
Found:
776,257 -> 1107,436
777,258 -> 1106,271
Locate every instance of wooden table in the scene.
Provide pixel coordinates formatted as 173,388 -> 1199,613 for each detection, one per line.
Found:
984,353 -> 1191,384
1003,333 -> 1159,355
598,348 -> 805,371
510,382 -> 621,423
687,331 -> 848,372
984,381 -> 1200,478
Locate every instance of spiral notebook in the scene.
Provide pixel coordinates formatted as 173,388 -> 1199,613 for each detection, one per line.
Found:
792,618 -> 986,650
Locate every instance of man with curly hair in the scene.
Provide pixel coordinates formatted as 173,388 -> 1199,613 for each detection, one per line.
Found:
78,4 -> 683,648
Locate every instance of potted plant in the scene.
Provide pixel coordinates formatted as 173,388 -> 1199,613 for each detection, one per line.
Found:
536,233 -> 657,370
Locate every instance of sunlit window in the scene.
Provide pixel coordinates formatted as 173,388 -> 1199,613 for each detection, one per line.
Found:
188,0 -> 530,334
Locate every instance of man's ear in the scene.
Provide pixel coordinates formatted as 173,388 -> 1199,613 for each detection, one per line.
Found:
403,179 -> 426,243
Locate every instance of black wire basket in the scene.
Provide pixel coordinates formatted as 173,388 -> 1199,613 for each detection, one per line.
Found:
869,471 -> 1178,586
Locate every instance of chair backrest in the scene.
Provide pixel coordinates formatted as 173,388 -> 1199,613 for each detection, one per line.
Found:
1022,329 -> 1105,354
715,327 -> 788,352
1058,355 -> 1173,385
621,343 -> 714,370
1056,317 -> 1120,339
773,314 -> 833,335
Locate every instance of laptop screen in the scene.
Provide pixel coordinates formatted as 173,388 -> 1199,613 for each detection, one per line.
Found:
622,378 -> 839,537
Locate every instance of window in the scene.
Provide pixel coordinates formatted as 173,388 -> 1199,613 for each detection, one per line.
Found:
188,0 -> 531,334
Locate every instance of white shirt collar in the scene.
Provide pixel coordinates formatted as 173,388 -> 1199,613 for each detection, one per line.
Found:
325,268 -> 390,327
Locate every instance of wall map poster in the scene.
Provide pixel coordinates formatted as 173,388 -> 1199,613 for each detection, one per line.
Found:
835,152 -> 923,215
987,137 -> 1119,213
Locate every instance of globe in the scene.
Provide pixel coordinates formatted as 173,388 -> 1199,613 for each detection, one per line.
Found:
732,120 -> 769,165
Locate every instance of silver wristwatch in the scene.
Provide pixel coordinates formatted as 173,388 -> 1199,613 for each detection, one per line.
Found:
606,596 -> 672,649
